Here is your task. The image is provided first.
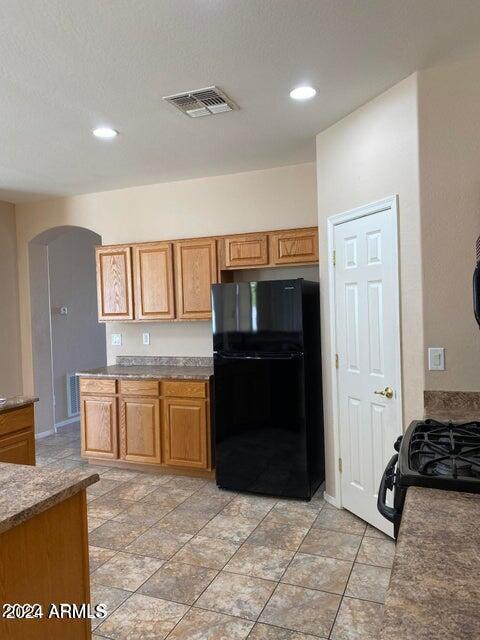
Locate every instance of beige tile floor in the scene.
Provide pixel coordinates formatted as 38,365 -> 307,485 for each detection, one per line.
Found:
36,425 -> 395,640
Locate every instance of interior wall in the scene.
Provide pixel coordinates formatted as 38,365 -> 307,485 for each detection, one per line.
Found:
315,74 -> 424,501
15,163 -> 317,395
418,54 -> 480,391
48,228 -> 106,424
0,201 -> 22,397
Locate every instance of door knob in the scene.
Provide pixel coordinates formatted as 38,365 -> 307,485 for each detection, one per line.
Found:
374,386 -> 394,399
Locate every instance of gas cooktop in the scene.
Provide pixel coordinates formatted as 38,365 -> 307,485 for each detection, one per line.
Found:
409,419 -> 480,478
378,418 -> 480,538
398,419 -> 480,491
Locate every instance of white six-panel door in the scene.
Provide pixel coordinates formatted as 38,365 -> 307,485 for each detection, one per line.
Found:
333,202 -> 401,535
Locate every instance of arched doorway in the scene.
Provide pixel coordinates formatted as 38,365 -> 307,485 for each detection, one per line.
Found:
29,226 -> 106,437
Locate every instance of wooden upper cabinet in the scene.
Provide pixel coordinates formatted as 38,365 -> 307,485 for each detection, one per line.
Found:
174,239 -> 218,319
96,246 -> 134,320
270,228 -> 318,265
164,397 -> 208,469
81,395 -> 118,459
133,242 -> 175,320
223,233 -> 268,269
119,397 -> 161,464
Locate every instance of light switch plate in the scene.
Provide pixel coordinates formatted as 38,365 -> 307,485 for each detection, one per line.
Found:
111,333 -> 122,346
428,347 -> 445,371
142,332 -> 150,346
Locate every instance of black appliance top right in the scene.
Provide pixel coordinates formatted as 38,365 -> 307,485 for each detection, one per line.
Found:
398,419 -> 480,493
211,278 -> 319,354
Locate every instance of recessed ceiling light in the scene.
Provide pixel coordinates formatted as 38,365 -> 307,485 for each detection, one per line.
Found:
290,86 -> 316,100
92,127 -> 118,139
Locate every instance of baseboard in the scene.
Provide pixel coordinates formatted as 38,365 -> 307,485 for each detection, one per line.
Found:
55,416 -> 80,430
35,429 -> 55,440
323,491 -> 342,508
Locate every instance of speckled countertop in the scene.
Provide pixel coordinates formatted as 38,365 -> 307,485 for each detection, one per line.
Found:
0,463 -> 99,534
381,487 -> 480,640
425,409 -> 479,422
76,364 -> 213,380
0,396 -> 38,414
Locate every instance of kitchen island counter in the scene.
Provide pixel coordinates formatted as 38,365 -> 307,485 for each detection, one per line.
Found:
0,461 -> 98,534
0,463 -> 98,639
381,486 -> 480,640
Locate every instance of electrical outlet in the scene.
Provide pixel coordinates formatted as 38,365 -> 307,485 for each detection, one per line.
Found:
111,333 -> 122,346
428,347 -> 445,371
142,332 -> 150,346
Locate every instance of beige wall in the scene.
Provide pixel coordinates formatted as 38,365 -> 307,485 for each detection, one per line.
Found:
0,201 -> 22,397
316,74 -> 424,501
15,163 -> 317,395
418,55 -> 480,391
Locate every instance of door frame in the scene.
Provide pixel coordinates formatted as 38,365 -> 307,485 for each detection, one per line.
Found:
326,195 -> 403,509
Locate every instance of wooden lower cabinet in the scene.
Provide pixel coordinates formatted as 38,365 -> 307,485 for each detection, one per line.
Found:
0,428 -> 35,465
81,395 -> 118,459
164,397 -> 208,469
0,404 -> 36,465
80,377 -> 212,474
0,490 -> 91,640
119,397 -> 161,464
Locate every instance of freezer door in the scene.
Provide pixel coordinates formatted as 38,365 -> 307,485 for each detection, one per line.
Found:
212,280 -> 304,353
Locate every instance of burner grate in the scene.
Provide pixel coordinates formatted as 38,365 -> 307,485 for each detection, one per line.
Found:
409,420 -> 480,478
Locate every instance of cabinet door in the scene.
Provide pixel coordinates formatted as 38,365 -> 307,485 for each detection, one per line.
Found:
270,228 -> 318,265
119,397 -> 161,464
81,395 -> 118,459
164,398 -> 208,469
223,233 -> 268,268
0,428 -> 35,465
133,243 -> 175,320
96,246 -> 134,320
174,239 -> 217,319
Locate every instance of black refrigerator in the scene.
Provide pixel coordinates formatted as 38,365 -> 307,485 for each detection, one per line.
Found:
212,279 -> 324,500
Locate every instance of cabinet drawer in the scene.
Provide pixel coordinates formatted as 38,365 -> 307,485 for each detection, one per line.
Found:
79,378 -> 116,395
0,405 -> 34,437
162,380 -> 207,398
119,379 -> 159,397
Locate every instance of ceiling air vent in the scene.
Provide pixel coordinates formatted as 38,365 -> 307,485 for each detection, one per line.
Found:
163,86 -> 237,118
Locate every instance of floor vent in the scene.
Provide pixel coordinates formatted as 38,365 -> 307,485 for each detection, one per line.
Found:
163,86 -> 237,118
67,373 -> 80,417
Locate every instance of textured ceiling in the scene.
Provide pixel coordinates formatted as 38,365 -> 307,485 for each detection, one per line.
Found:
1,0 -> 480,202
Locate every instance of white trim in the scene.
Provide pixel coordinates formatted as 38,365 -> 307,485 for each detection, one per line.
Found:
326,195 -> 403,509
55,416 -> 80,431
35,428 -> 55,440
323,492 -> 341,508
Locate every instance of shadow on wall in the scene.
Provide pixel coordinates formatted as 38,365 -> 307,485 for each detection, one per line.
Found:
29,226 -> 106,436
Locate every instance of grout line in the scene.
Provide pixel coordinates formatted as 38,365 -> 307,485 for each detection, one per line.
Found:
326,522 -> 370,638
